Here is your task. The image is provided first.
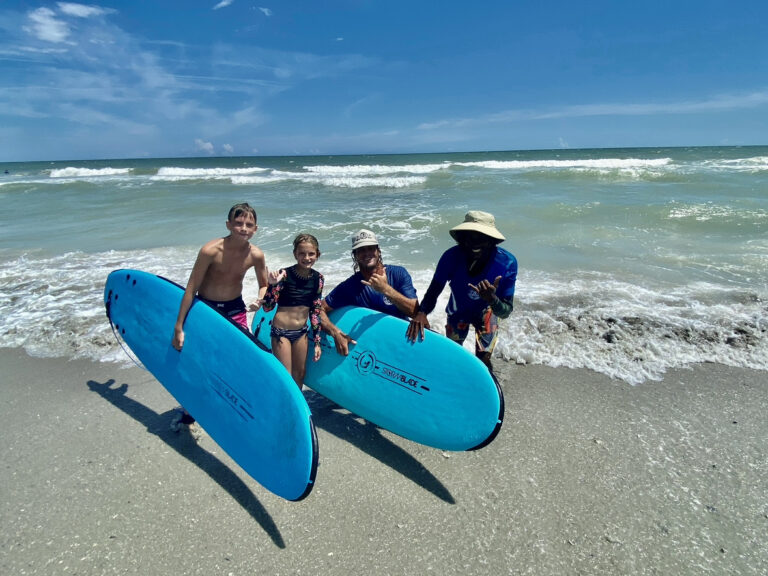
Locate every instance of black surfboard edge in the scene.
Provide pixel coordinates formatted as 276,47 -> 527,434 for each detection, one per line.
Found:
291,417 -> 319,501
467,371 -> 504,451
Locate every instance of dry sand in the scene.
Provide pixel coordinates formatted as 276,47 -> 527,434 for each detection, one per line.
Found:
1,347 -> 766,575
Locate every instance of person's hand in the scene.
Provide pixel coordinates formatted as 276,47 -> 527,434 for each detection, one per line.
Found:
268,268 -> 286,285
361,267 -> 390,294
407,311 -> 430,342
469,276 -> 502,303
172,327 -> 185,351
313,344 -> 322,362
332,331 -> 357,356
248,299 -> 263,312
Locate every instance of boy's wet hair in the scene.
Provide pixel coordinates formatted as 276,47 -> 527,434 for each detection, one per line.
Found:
228,203 -> 257,223
293,233 -> 321,256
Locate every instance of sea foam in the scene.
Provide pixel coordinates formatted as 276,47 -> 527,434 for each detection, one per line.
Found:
49,167 -> 132,178
1,249 -> 764,384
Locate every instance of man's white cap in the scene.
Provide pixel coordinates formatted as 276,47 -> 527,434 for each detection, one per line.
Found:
351,229 -> 379,250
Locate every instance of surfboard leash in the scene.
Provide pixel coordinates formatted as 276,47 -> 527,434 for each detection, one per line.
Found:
104,290 -> 147,372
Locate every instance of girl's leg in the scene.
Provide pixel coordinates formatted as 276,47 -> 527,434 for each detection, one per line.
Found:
271,335 -> 293,376
291,335 -> 309,391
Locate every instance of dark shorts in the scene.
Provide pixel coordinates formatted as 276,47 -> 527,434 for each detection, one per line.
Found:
445,307 -> 499,355
199,296 -> 248,330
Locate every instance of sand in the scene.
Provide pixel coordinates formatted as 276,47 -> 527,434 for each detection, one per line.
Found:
1,347 -> 766,575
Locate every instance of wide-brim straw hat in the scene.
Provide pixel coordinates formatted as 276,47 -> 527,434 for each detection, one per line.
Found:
449,210 -> 505,243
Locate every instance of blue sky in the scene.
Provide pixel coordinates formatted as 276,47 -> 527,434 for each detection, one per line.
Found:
2,1 -> 767,161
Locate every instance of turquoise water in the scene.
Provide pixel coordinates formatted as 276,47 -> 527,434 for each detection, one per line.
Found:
1,146 -> 766,383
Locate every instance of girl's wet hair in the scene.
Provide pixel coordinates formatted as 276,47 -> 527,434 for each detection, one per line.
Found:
293,233 -> 321,256
228,203 -> 257,223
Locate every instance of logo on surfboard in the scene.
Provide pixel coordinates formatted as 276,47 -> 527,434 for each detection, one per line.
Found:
356,350 -> 377,374
352,350 -> 429,393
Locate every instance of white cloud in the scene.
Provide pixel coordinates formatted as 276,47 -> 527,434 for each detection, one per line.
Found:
25,7 -> 70,43
7,4 -> 284,157
533,91 -> 768,120
230,106 -> 266,129
5,2 -> 376,159
213,0 -> 234,10
343,96 -> 372,118
259,7 -> 273,17
24,4 -> 113,44
58,3 -> 111,18
19,45 -> 69,55
195,139 -> 215,154
208,43 -> 376,88
418,90 -> 768,131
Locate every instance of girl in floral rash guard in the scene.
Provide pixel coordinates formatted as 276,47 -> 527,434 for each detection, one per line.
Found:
261,234 -> 324,390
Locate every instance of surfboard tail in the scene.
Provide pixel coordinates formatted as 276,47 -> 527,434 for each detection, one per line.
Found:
290,418 -> 319,501
467,372 -> 504,451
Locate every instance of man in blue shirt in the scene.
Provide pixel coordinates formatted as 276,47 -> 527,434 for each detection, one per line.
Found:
321,229 -> 418,355
407,211 -> 517,373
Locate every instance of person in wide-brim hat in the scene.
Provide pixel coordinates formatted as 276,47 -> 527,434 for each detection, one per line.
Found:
407,210 -> 518,374
449,210 -> 505,244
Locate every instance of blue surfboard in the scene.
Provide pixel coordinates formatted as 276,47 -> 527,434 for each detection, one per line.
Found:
104,269 -> 318,501
253,305 -> 503,451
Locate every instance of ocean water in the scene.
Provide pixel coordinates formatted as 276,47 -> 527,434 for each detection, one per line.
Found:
1,147 -> 766,384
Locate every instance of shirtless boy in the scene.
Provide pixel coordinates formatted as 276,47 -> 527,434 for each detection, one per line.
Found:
172,203 -> 268,351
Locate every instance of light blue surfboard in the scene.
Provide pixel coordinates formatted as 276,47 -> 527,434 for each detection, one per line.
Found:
104,269 -> 318,501
253,306 -> 504,451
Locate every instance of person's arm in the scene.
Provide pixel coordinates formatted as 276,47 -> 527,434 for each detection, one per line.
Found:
363,267 -> 419,318
259,268 -> 286,312
319,299 -> 357,356
407,255 -> 450,342
407,275 -> 452,342
310,274 -> 324,361
249,247 -> 269,310
407,275 -> 446,342
489,295 -> 514,319
417,262 -> 449,316
478,255 -> 517,319
406,309 -> 429,342
469,276 -> 514,319
172,247 -> 214,351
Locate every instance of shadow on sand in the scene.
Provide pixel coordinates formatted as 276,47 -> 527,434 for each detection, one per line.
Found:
307,393 -> 456,504
87,377 -> 287,549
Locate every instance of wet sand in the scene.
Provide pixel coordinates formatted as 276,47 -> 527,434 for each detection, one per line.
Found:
1,347 -> 766,575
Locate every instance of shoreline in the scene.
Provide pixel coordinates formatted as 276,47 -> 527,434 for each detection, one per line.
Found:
1,348 -> 766,575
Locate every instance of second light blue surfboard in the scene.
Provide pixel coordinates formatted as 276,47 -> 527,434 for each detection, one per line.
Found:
253,305 -> 503,451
